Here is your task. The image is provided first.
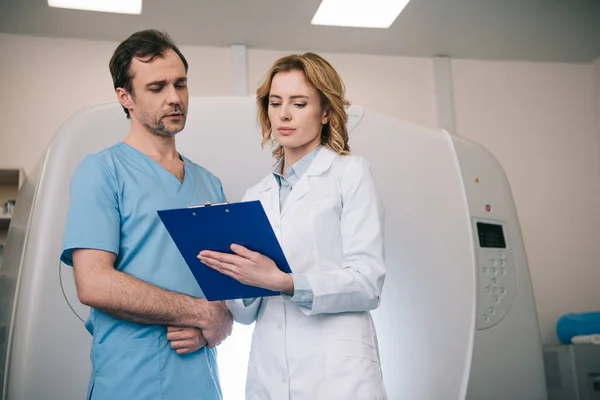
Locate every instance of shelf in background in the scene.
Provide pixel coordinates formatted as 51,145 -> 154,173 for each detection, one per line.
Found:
0,170 -> 20,186
0,217 -> 10,230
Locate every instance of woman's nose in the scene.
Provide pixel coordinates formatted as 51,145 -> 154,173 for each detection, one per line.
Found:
279,106 -> 291,120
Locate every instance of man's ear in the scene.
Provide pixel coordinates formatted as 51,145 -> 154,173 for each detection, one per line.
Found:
116,88 -> 134,113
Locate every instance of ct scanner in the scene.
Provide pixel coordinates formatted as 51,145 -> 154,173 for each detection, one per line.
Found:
0,96 -> 547,399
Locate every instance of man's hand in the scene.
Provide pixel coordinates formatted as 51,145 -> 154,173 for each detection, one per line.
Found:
167,326 -> 207,355
199,301 -> 233,348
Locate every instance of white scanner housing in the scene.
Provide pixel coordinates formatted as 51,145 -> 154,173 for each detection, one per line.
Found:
0,96 -> 547,399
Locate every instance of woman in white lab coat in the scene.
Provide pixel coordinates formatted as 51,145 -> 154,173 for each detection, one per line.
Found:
198,52 -> 387,400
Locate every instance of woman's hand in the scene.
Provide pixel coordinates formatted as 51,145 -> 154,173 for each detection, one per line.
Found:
166,326 -> 207,354
198,244 -> 294,295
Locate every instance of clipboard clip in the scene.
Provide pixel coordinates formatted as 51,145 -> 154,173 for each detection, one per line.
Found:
188,201 -> 230,209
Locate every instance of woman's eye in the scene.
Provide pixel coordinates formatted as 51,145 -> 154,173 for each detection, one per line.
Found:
294,103 -> 307,108
269,102 -> 281,107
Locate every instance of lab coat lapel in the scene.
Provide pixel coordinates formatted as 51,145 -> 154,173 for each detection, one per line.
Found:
258,175 -> 281,223
280,147 -> 337,218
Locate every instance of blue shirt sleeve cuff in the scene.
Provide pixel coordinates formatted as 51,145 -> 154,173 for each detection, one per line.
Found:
242,298 -> 258,307
282,274 -> 314,308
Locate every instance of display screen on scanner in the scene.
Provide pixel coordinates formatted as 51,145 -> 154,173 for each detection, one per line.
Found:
477,222 -> 506,248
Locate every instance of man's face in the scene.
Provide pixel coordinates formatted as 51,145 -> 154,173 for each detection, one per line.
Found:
126,48 -> 189,138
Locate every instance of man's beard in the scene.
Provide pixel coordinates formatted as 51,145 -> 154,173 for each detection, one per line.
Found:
140,108 -> 187,138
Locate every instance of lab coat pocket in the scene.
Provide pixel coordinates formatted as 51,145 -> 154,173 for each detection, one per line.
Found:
328,339 -> 379,362
90,337 -> 162,400
326,340 -> 386,400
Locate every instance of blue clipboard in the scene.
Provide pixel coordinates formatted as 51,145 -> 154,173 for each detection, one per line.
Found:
157,200 -> 292,301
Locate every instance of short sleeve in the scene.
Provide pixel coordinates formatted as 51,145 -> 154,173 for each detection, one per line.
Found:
60,155 -> 121,266
216,177 -> 227,203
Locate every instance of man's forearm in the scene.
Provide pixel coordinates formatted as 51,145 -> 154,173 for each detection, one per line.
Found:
82,268 -> 210,328
73,247 -> 233,348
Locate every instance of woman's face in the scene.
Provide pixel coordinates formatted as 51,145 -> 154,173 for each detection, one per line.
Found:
267,70 -> 328,157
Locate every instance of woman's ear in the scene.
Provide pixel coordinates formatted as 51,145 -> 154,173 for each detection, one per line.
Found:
321,109 -> 331,124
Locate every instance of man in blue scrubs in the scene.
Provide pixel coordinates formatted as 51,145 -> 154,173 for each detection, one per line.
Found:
60,29 -> 233,399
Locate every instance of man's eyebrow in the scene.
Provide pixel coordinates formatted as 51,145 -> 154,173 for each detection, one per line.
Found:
146,80 -> 167,87
146,77 -> 187,87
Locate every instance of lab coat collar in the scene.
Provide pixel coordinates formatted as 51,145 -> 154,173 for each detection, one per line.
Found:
259,146 -> 337,194
259,146 -> 338,218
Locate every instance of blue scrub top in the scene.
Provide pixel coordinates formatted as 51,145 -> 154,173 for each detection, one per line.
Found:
61,142 -> 226,400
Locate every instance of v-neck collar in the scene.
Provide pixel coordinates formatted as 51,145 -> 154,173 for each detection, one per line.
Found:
118,142 -> 192,195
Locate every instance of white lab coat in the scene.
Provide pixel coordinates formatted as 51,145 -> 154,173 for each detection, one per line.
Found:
227,147 -> 387,400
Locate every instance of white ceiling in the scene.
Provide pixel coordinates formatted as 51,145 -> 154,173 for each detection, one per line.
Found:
1,0 -> 599,63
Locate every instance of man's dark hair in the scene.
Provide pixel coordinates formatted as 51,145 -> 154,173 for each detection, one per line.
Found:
109,29 -> 189,118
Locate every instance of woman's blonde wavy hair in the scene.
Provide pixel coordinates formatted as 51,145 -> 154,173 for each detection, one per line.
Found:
256,52 -> 350,161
